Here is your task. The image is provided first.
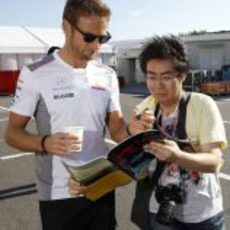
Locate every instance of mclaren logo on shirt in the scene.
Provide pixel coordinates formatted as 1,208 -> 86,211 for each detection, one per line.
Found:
53,93 -> 75,100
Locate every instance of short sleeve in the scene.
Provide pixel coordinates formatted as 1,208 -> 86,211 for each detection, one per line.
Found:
107,71 -> 121,112
197,95 -> 227,149
10,66 -> 39,117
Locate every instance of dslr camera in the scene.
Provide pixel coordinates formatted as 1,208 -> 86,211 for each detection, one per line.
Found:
155,183 -> 187,225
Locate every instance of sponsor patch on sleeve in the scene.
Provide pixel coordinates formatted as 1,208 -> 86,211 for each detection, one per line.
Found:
91,86 -> 107,91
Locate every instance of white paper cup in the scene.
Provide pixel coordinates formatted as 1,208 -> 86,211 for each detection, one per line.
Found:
63,126 -> 84,152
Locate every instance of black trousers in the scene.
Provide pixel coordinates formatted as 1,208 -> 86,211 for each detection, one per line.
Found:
39,192 -> 116,230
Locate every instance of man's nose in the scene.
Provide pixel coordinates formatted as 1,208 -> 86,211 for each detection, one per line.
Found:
90,39 -> 101,51
155,78 -> 164,87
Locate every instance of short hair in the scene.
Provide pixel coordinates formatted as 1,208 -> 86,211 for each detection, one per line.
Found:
63,0 -> 111,26
139,35 -> 189,75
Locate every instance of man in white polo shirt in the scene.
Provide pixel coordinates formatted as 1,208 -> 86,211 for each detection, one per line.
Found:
4,0 -> 154,229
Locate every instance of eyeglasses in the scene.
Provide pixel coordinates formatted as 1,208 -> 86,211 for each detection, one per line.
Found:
73,25 -> 111,44
146,71 -> 178,83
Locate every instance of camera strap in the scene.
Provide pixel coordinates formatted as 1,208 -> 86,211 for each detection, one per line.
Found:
175,91 -> 191,139
151,91 -> 191,183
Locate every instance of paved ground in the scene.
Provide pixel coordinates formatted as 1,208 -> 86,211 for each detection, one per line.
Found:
0,84 -> 230,230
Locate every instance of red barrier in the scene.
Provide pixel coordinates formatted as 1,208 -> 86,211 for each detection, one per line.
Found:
0,70 -> 20,95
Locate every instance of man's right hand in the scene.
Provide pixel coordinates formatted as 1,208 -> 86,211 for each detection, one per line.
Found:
128,108 -> 155,136
68,178 -> 86,197
43,133 -> 82,156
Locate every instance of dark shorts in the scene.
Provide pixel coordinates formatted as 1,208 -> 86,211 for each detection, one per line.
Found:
39,192 -> 116,230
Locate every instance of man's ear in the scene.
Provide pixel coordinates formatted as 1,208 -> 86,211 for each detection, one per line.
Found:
62,19 -> 69,33
62,19 -> 73,40
181,73 -> 187,83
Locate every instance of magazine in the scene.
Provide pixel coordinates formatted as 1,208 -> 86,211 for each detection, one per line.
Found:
63,129 -> 193,201
63,130 -> 165,201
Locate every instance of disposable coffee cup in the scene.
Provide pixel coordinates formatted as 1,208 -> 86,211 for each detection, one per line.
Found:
63,126 -> 84,152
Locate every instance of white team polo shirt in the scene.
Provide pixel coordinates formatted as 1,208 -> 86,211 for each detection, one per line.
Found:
11,52 -> 121,200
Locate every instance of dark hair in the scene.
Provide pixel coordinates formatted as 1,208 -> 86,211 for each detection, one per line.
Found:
139,35 -> 189,75
63,0 -> 111,26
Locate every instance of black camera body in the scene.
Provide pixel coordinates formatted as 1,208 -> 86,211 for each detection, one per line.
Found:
155,183 -> 187,225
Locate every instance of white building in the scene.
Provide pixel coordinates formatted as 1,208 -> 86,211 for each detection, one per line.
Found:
112,31 -> 230,84
184,32 -> 230,71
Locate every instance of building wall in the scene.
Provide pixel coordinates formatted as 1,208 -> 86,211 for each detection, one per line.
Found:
117,58 -> 128,79
0,54 -> 18,70
135,59 -> 145,83
116,48 -> 144,84
185,40 -> 230,71
186,43 -> 200,69
116,38 -> 230,84
222,42 -> 230,65
117,58 -> 135,84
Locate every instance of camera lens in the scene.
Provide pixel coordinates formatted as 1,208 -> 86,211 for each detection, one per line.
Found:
156,200 -> 176,225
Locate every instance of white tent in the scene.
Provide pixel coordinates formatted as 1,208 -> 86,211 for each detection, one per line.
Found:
0,26 -> 116,70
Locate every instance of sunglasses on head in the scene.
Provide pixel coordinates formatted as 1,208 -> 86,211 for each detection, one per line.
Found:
74,25 -> 111,44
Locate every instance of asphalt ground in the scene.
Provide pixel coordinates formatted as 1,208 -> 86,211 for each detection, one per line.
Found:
0,84 -> 230,230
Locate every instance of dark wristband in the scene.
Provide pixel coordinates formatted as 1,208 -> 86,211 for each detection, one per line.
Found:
126,125 -> 132,137
41,135 -> 50,153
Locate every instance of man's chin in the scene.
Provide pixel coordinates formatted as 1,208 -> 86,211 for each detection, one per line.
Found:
154,96 -> 168,104
83,51 -> 97,61
153,94 -> 165,100
83,56 -> 93,61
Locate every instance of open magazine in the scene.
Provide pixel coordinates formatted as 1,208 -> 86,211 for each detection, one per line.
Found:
63,129 -> 193,201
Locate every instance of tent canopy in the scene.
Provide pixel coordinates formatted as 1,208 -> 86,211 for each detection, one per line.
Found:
0,26 -> 114,54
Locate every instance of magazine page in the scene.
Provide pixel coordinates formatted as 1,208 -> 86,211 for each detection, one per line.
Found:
84,170 -> 133,201
63,158 -> 133,201
63,129 -> 193,201
63,158 -> 114,184
108,130 -> 161,180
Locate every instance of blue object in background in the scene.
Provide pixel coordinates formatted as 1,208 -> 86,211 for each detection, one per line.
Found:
222,65 -> 230,80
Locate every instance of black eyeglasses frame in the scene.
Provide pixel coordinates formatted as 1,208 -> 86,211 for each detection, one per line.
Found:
73,24 -> 111,44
